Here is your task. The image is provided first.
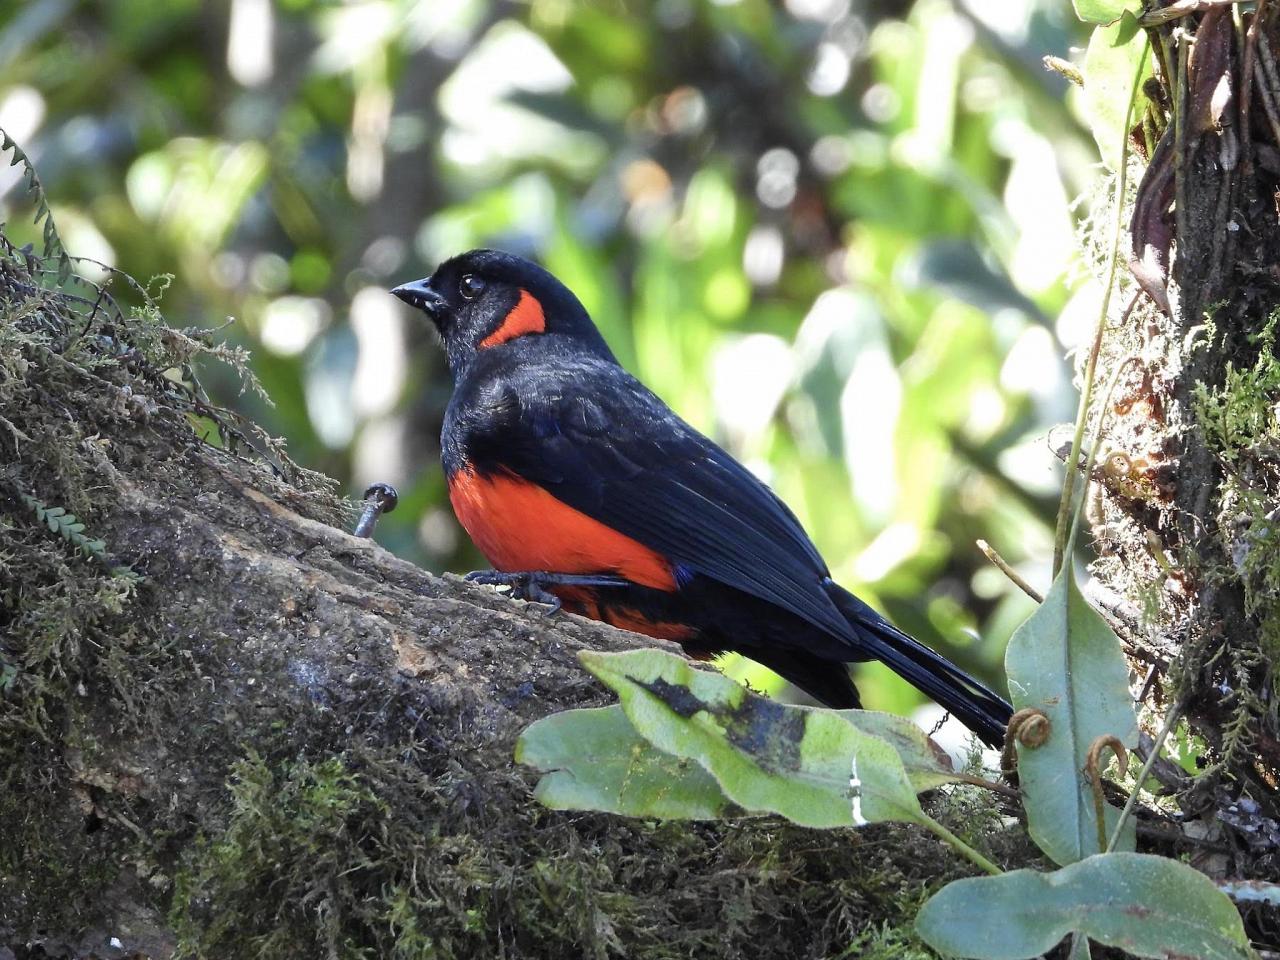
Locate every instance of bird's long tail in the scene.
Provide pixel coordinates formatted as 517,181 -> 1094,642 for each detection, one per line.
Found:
828,583 -> 1012,747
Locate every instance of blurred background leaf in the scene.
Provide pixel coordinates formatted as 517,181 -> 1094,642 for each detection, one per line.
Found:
0,0 -> 1099,731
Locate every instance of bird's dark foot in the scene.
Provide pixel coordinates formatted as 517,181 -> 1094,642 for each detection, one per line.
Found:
354,482 -> 398,538
464,570 -> 631,614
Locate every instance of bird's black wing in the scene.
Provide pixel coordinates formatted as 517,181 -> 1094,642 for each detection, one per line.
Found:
464,352 -> 856,645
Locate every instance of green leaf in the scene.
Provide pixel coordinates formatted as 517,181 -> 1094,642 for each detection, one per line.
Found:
834,709 -> 963,793
578,648 -> 930,829
1081,14 -> 1151,170
516,696 -> 967,823
515,705 -> 740,820
916,853 -> 1259,960
1072,0 -> 1140,25
1004,568 -> 1139,865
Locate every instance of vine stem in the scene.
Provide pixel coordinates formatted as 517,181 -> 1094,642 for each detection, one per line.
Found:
1053,38 -> 1151,575
920,816 -> 1003,876
1106,701 -> 1183,853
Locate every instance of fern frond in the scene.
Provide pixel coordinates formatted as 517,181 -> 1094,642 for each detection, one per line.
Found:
18,492 -> 142,581
1,126 -> 71,283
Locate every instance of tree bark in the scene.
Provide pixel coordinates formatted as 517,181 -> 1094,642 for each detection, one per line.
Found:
0,236 -> 1006,958
1083,7 -> 1280,901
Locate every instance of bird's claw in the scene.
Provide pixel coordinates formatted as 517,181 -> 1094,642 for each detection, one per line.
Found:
465,570 -> 562,611
464,570 -> 632,614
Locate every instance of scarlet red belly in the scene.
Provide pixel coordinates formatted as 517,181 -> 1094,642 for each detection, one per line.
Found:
554,586 -> 694,642
448,466 -> 677,591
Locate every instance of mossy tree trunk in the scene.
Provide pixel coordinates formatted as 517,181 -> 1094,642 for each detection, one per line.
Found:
1083,7 -> 1280,887
0,234 -> 1025,957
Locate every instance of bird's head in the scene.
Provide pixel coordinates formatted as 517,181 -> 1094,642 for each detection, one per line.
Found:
391,249 -> 615,374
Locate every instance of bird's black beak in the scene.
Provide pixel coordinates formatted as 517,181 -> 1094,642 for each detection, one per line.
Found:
390,278 -> 448,317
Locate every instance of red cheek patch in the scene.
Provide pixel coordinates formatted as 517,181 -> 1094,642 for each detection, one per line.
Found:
479,289 -> 546,348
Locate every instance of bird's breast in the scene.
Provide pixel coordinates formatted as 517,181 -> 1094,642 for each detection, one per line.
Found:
447,465 -> 678,591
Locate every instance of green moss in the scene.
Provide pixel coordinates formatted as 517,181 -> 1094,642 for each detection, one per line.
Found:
1193,319 -> 1280,612
160,737 -> 1002,958
1188,315 -> 1280,768
1193,317 -> 1280,463
170,754 -> 390,959
834,922 -> 935,960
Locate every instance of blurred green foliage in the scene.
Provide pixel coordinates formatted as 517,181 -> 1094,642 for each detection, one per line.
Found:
0,0 -> 1098,723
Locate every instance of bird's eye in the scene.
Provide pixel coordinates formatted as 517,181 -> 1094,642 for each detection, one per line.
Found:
459,274 -> 485,300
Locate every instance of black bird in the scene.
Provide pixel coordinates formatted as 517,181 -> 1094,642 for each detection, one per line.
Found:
392,249 -> 1012,745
